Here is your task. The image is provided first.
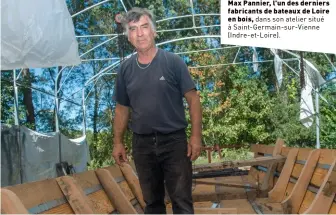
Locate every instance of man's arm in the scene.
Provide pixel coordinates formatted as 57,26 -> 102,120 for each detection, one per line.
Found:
184,89 -> 202,161
112,103 -> 130,165
185,89 -> 202,138
113,103 -> 130,144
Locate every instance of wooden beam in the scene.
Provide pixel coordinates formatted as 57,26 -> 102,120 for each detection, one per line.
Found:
281,149 -> 320,214
251,144 -> 275,157
268,148 -> 299,202
95,168 -> 137,214
191,180 -> 257,189
56,176 -> 95,214
324,164 -> 336,197
193,155 -> 286,172
208,150 -> 212,163
304,157 -> 336,214
167,207 -> 238,214
194,208 -> 238,214
0,188 -> 29,214
260,138 -> 285,193
119,163 -> 146,209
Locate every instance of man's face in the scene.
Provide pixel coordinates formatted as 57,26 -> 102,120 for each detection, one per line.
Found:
127,15 -> 156,52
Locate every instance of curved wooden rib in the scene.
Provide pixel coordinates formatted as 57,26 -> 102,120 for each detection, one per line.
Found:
119,163 -> 146,209
56,176 -> 94,214
281,149 -> 320,214
303,157 -> 336,214
0,188 -> 28,214
268,148 -> 299,202
260,138 -> 285,192
95,168 -> 137,214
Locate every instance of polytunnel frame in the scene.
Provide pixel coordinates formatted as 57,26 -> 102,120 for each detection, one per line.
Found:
9,0 -> 336,150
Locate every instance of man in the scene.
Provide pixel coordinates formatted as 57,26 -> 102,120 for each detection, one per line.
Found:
112,7 -> 202,214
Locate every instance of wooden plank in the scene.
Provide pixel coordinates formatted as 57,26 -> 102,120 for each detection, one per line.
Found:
298,190 -> 316,214
329,203 -> 336,214
56,176 -> 94,214
42,203 -> 74,214
254,198 -> 284,214
260,139 -> 284,192
268,148 -> 299,202
297,148 -> 313,162
291,163 -> 305,179
103,165 -> 124,178
72,170 -> 101,190
87,190 -> 115,214
194,208 -> 238,214
193,176 -> 248,202
119,163 -> 146,209
310,168 -> 329,187
193,155 -> 286,172
283,182 -> 295,199
274,176 -> 278,185
215,176 -> 252,200
251,144 -> 274,155
196,180 -> 257,189
241,174 -> 258,200
1,188 -> 29,214
207,150 -> 212,163
249,166 -> 261,184
220,199 -> 255,214
167,205 -> 238,214
318,149 -> 336,165
303,157 -> 336,214
276,161 -> 285,173
192,178 -> 217,202
119,180 -> 135,201
95,168 -> 137,214
324,169 -> 336,197
281,149 -> 320,214
280,147 -> 291,156
193,201 -> 214,208
5,178 -> 66,211
71,170 -> 114,214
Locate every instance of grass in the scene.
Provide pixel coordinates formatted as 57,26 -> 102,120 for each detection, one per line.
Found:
194,147 -> 254,165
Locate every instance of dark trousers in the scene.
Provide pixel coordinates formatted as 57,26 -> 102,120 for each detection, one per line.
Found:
132,129 -> 194,214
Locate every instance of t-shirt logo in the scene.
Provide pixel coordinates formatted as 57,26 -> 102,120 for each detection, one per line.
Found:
159,76 -> 165,81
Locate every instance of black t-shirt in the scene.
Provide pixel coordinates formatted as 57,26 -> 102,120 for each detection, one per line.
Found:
113,48 -> 196,134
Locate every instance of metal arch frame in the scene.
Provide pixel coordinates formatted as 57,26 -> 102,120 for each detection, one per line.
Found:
75,14 -> 221,38
71,0 -> 128,18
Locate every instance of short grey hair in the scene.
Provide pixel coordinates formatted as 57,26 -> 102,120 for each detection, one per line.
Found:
121,7 -> 156,35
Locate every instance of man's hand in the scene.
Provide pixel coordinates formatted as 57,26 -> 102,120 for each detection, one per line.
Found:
112,143 -> 128,166
187,135 -> 202,161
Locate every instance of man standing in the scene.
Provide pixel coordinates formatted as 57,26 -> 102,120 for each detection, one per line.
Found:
112,7 -> 202,214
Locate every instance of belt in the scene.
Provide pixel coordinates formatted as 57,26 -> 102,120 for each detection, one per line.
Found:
133,129 -> 185,137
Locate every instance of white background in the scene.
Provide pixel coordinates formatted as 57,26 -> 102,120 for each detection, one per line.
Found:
221,0 -> 336,54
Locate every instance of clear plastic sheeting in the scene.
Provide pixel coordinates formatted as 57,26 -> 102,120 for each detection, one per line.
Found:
270,48 -> 283,87
1,0 -> 81,70
61,133 -> 90,173
300,73 -> 315,128
1,124 -> 90,187
274,54 -> 283,87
